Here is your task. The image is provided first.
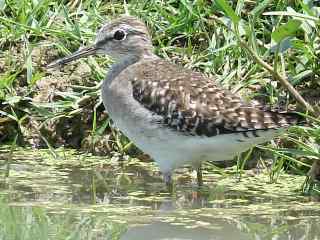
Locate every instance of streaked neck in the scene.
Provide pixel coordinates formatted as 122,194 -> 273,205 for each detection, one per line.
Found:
105,55 -> 140,84
104,52 -> 157,85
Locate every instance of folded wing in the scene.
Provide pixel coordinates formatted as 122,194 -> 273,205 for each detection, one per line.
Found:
130,59 -> 300,137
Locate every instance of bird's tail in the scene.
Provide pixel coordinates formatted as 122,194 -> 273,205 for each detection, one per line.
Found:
236,107 -> 303,130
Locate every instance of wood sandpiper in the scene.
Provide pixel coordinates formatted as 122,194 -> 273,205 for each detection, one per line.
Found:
48,16 -> 300,190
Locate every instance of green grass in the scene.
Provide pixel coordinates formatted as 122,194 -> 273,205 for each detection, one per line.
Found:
0,0 -> 319,193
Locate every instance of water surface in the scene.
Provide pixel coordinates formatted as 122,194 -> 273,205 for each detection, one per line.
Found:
0,146 -> 319,240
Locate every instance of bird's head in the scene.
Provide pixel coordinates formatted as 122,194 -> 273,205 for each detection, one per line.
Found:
48,16 -> 153,68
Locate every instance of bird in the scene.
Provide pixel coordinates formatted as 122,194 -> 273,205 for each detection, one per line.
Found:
48,16 -> 301,190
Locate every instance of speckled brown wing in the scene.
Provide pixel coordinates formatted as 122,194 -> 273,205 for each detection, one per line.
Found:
131,59 -> 300,137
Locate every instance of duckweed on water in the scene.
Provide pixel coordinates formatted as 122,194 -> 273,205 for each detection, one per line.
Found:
0,146 -> 320,239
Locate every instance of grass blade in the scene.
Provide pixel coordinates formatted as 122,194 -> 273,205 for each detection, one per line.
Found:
216,0 -> 240,24
272,19 -> 302,43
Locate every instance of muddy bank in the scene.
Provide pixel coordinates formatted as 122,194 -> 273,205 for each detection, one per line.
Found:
0,43 -> 128,156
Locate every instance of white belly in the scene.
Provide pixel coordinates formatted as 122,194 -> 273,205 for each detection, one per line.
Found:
116,115 -> 279,173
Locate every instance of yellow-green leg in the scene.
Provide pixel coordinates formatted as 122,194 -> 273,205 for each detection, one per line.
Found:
197,165 -> 203,187
164,172 -> 174,193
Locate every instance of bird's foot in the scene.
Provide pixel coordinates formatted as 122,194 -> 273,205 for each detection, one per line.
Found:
309,160 -> 320,181
164,172 -> 174,194
197,166 -> 203,187
190,165 -> 204,187
303,160 -> 320,193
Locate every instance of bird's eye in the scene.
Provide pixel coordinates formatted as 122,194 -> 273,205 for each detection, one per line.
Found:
113,30 -> 126,41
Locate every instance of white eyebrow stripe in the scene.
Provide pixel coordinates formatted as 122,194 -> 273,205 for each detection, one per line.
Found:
94,22 -> 148,45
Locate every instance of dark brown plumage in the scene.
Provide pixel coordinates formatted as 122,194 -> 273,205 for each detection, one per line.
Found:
131,59 -> 300,137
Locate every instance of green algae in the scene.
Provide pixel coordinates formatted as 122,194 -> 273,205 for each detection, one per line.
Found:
0,146 -> 319,239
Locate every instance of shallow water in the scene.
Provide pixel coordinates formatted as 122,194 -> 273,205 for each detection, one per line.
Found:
0,146 -> 319,240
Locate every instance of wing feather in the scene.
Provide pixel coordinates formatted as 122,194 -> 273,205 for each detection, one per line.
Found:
130,59 -> 299,137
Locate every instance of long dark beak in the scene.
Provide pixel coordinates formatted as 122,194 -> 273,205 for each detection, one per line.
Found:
47,45 -> 98,68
